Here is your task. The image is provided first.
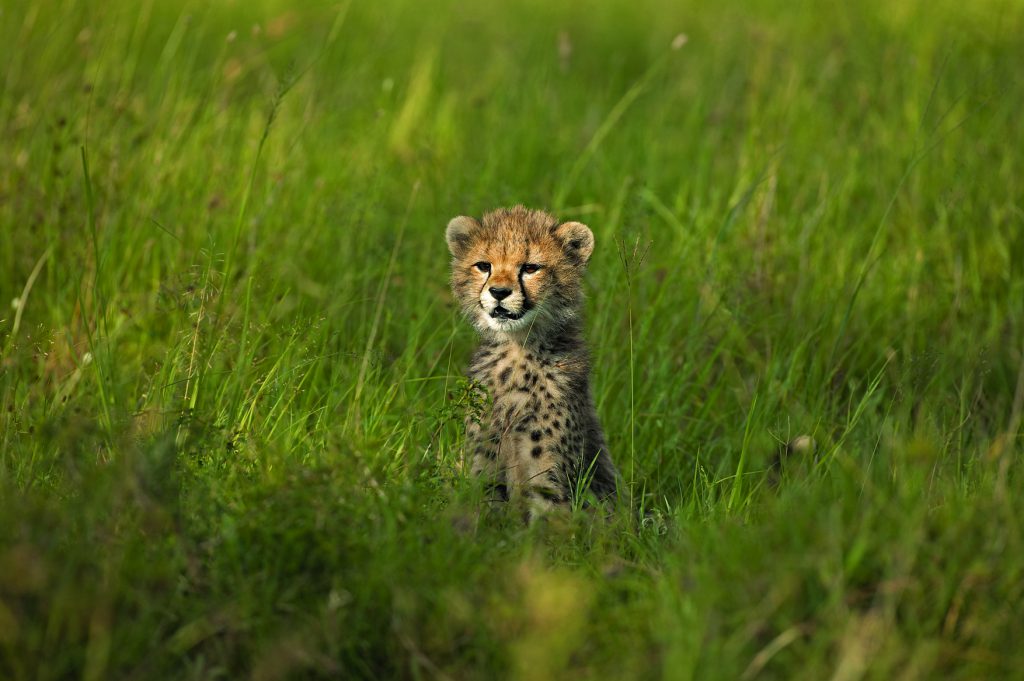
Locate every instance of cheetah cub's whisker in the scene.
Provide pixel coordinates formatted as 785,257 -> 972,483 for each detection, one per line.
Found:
446,205 -> 619,521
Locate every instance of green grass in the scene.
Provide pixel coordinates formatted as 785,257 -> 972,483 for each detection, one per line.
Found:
2,0 -> 1023,677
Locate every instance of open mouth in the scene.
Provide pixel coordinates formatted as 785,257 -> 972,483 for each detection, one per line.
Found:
489,306 -> 525,321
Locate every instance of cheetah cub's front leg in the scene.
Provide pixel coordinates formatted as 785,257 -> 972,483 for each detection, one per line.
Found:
446,206 -> 619,521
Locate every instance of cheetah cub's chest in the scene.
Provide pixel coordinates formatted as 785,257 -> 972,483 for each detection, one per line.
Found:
471,342 -> 566,442
466,339 -> 596,511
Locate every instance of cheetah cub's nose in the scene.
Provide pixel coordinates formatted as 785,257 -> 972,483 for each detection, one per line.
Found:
489,287 -> 513,301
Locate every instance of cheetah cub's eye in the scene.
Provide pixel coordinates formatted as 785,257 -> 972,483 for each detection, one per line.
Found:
473,262 -> 491,273
521,264 -> 541,275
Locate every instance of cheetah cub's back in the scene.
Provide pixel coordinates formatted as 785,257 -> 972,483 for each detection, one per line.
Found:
446,205 -> 618,519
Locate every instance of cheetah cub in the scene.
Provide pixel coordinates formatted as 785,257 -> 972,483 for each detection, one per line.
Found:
446,205 -> 619,519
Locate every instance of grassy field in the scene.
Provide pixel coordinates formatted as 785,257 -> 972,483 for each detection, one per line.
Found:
2,0 -> 1023,677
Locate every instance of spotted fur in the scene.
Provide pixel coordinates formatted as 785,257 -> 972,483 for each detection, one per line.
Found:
446,205 -> 619,519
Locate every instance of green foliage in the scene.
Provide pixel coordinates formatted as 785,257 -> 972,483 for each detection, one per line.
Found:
1,0 -> 1023,678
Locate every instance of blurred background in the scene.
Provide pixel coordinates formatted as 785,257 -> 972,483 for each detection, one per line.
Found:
2,0 -> 1023,678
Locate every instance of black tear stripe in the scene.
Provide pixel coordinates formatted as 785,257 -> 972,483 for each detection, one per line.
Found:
478,269 -> 491,299
517,270 -> 534,312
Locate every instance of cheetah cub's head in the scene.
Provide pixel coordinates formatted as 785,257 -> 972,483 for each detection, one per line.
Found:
446,205 -> 594,337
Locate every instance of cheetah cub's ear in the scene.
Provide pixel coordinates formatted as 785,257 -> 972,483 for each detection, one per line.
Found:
553,221 -> 595,266
446,216 -> 481,258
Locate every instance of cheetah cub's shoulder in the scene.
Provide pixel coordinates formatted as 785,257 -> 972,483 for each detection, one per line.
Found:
446,205 -> 618,519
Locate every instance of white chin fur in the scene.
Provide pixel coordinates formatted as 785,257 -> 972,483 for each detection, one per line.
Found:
481,308 -> 538,333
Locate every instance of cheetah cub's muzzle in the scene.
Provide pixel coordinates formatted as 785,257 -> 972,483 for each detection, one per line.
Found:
479,269 -> 537,331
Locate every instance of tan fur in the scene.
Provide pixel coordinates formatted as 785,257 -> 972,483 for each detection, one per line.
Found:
446,206 -> 618,519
